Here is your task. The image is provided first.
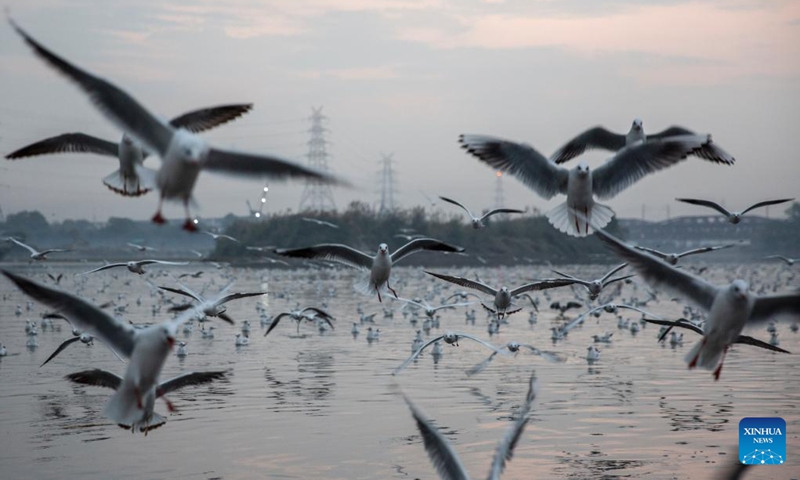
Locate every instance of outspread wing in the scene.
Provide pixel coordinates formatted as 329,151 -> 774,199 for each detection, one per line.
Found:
9,19 -> 174,156
459,134 -> 569,199
648,126 -> 735,165
6,133 -> 118,159
590,228 -> 719,311
393,335 -> 444,375
158,285 -> 203,302
168,104 -> 253,133
740,198 -> 795,216
65,368 -> 123,390
202,148 -> 349,186
403,394 -> 471,480
677,244 -> 733,258
487,372 -> 538,480
7,237 -> 38,255
675,198 -> 732,217
157,370 -> 227,396
592,135 -> 709,200
550,126 -> 627,164
392,238 -> 464,263
263,312 -> 293,337
40,336 -> 82,367
439,196 -> 473,218
425,271 -> 497,296
599,263 -> 628,283
2,270 -> 136,357
749,294 -> 800,324
479,208 -> 525,221
274,244 -> 372,270
510,279 -> 579,297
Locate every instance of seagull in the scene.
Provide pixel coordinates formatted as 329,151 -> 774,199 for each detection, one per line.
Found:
6,237 -> 69,261
274,238 -> 465,302
556,303 -> 660,336
40,329 -> 125,367
202,231 -> 240,243
263,306 -> 335,337
301,217 -> 339,229
459,132 -> 718,236
392,331 -> 504,375
393,297 -> 474,320
438,196 -> 524,228
550,119 -> 736,165
6,104 -> 253,197
1,270 -> 208,433
127,242 -> 157,252
632,244 -> 734,266
235,333 -> 249,346
425,271 -> 578,318
177,271 -> 204,279
9,20 -> 347,231
589,225 -> 800,380
78,259 -> 188,275
467,341 -> 564,376
176,341 -> 188,357
65,368 -> 226,432
0,344 -> 6,356
159,282 -> 265,324
586,345 -> 601,362
551,263 -> 633,301
643,318 -> 790,354
402,371 -> 538,480
47,273 -> 64,285
676,198 -> 795,224
765,255 -> 799,266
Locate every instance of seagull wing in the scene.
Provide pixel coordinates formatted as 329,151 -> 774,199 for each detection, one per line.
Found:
275,244 -> 372,270
158,285 -> 203,303
592,135 -> 709,199
459,134 -> 569,199
392,238 -> 465,263
740,198 -> 795,216
263,312 -> 292,337
633,246 -> 667,259
749,293 -> 800,324
520,345 -> 565,363
648,126 -> 735,165
76,263 -> 127,275
514,293 -> 539,312
550,126 -> 626,164
479,208 -> 525,222
487,372 -> 538,480
591,228 -> 719,311
402,394 -> 471,480
393,335 -> 445,375
215,291 -> 266,307
2,270 -> 136,357
466,351 -> 501,376
157,370 -> 227,396
202,148 -> 348,185
458,333 -> 506,353
138,260 -> 190,267
7,237 -> 38,255
674,198 -> 732,217
40,336 -> 82,367
510,279 -> 579,297
9,19 -> 174,156
677,244 -> 734,258
65,368 -> 123,390
439,196 -> 474,218
735,335 -> 791,353
599,263 -> 628,284
643,318 -> 704,337
425,271 -> 497,296
616,304 -> 662,319
168,104 -> 253,133
6,133 -> 118,159
559,305 -> 605,334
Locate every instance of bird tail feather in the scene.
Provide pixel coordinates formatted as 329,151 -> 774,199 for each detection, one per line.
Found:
104,384 -> 143,427
547,202 -> 615,237
684,339 -> 721,371
102,168 -> 154,197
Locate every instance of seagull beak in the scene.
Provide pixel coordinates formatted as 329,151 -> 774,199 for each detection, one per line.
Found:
167,336 -> 175,349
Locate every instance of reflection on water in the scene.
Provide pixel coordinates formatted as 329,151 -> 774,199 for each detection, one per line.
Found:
0,263 -> 797,479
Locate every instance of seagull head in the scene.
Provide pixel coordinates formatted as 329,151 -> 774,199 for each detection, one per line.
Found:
121,134 -> 134,146
577,161 -> 590,177
175,129 -> 208,162
507,341 -> 520,352
730,279 -> 749,301
632,118 -> 643,131
378,243 -> 389,255
443,332 -> 457,344
162,325 -> 177,349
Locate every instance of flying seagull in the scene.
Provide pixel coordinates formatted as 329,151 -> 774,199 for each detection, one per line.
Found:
263,306 -> 336,337
78,259 -> 188,276
765,255 -> 798,267
393,331 -> 504,376
643,318 -> 790,354
202,231 -> 240,243
275,238 -> 465,302
127,242 -> 157,252
632,244 -> 734,266
438,196 -> 524,228
65,369 -> 227,433
1,270 -> 213,433
301,217 -> 340,229
459,133 -> 716,236
551,263 -> 633,301
6,237 -> 69,261
402,370 -> 538,480
6,104 -> 253,197
467,341 -> 564,376
550,118 -> 736,165
425,271 -> 578,318
9,19 -> 347,231
676,198 -> 795,224
159,282 -> 265,324
589,224 -> 800,380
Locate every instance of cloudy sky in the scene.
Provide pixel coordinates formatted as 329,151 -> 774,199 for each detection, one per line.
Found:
1,0 -> 798,222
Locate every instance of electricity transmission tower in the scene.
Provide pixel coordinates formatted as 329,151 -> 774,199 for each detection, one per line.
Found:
378,153 -> 397,214
246,183 -> 269,219
299,106 -> 336,212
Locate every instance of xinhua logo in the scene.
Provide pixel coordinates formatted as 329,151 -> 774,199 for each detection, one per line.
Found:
739,417 -> 786,465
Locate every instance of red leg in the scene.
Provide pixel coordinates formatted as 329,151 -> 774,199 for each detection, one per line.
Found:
387,282 -> 399,299
688,338 -> 706,369
713,346 -> 728,381
584,207 -> 590,233
377,289 -> 382,303
152,196 -> 166,224
134,387 -> 142,409
574,213 -> 581,235
182,200 -> 197,232
164,396 -> 177,413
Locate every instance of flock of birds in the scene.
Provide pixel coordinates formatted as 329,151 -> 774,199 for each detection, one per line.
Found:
1,15 -> 799,479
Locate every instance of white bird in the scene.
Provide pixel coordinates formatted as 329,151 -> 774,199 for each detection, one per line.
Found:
0,344 -> 7,356
366,327 -> 381,342
2,270 -> 206,433
438,196 -> 524,228
394,297 -> 474,320
550,119 -> 736,165
633,244 -> 734,265
402,371 -> 538,480
351,323 -> 360,336
40,330 -> 125,368
765,255 -> 799,266
263,306 -> 335,337
646,317 -> 790,354
393,331 -> 504,375
467,341 -> 564,376
127,242 -> 157,252
425,271 -> 577,318
275,238 -> 464,302
65,368 -> 226,432
301,217 -> 339,229
586,345 -> 601,362
676,197 -> 795,224
592,333 -> 614,343
6,237 -> 69,261
669,331 -> 684,347
159,282 -> 265,324
550,263 -> 633,301
235,333 -> 249,346
6,104 -> 253,197
78,259 -> 188,276
556,303 -> 659,336
590,226 -> 800,380
459,132 -> 717,236
202,231 -> 240,243
176,341 -> 188,357
9,20 -> 347,231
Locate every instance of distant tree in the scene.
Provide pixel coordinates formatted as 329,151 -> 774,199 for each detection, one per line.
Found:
786,202 -> 800,222
4,210 -> 50,234
101,217 -> 138,236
